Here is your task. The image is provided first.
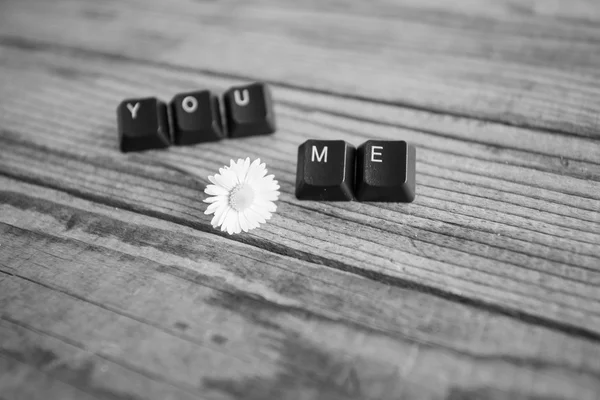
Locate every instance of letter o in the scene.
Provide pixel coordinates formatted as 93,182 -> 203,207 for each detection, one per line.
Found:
182,96 -> 198,113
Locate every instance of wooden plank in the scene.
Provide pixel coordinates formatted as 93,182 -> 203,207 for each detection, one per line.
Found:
0,1 -> 600,396
1,0 -> 600,137
1,41 -> 599,180
0,43 -> 597,232
0,319 -> 196,400
3,138 -> 600,333
0,42 -> 598,336
0,354 -> 97,400
2,174 -> 598,360
2,177 -> 600,399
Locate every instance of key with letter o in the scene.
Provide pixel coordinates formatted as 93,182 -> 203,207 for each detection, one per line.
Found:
169,90 -> 224,145
223,82 -> 276,138
295,140 -> 355,201
116,97 -> 170,153
355,140 -> 416,202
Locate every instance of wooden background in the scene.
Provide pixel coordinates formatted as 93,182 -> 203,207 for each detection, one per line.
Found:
0,0 -> 599,399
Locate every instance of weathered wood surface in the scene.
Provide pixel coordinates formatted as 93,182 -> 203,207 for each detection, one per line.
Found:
0,0 -> 599,399
3,0 -> 600,139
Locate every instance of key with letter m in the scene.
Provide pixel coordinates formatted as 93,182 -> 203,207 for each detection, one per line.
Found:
295,140 -> 355,201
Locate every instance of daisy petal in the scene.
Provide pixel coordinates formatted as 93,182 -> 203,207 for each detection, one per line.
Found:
236,157 -> 251,182
258,204 -> 275,219
245,168 -> 260,185
233,217 -> 242,234
211,205 -> 226,227
210,213 -> 220,227
214,171 -> 235,190
247,206 -> 268,224
217,206 -> 232,228
257,192 -> 280,202
221,212 -> 232,232
266,202 -> 277,212
223,212 -> 239,235
254,199 -> 277,213
205,185 -> 229,196
229,159 -> 245,179
204,195 -> 227,203
238,212 -> 250,232
204,201 -> 223,215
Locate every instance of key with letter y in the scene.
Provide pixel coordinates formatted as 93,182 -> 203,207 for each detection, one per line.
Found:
295,140 -> 355,201
117,97 -> 170,152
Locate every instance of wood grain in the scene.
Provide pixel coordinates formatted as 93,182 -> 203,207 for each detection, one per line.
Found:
0,0 -> 599,398
2,176 -> 600,400
1,0 -> 600,137
1,41 -> 599,334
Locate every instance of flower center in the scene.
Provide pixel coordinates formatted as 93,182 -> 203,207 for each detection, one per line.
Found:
229,183 -> 255,212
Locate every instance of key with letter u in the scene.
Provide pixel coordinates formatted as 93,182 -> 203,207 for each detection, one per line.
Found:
355,140 -> 416,202
223,82 -> 276,138
169,90 -> 224,145
117,97 -> 170,152
295,140 -> 355,201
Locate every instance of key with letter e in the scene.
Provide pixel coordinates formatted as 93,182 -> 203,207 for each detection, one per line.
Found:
295,140 -> 355,201
116,97 -> 170,153
355,140 -> 416,202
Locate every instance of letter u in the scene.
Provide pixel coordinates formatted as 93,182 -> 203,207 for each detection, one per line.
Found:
234,89 -> 250,106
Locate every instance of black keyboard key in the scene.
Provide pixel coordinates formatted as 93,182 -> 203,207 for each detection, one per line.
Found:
169,90 -> 224,145
355,140 -> 416,202
223,82 -> 276,138
117,97 -> 170,153
295,140 -> 355,201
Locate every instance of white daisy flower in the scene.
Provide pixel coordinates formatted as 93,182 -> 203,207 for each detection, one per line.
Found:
204,158 -> 280,235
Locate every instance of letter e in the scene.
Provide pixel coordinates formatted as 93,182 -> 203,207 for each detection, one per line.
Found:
371,146 -> 383,162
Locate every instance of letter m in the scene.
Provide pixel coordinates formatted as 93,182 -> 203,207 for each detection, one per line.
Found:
311,146 -> 328,162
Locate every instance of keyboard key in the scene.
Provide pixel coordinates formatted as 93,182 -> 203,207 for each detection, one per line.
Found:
117,97 -> 170,153
223,82 -> 276,138
169,90 -> 224,145
355,140 -> 416,202
295,140 -> 355,201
